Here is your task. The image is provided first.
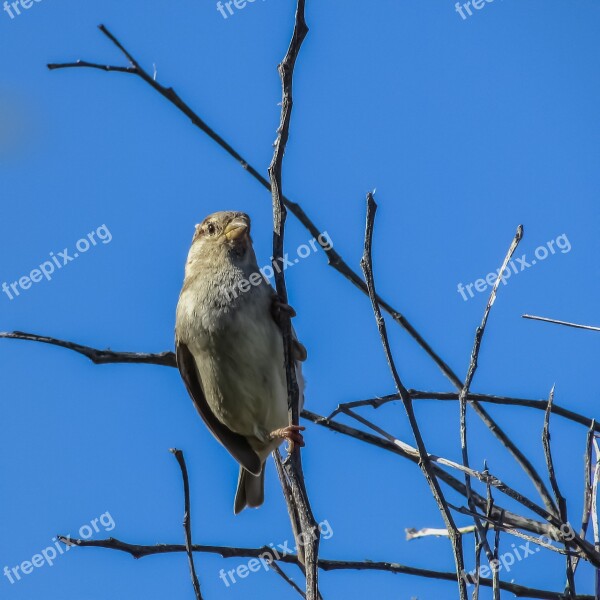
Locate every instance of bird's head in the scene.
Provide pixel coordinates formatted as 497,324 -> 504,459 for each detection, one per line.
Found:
185,211 -> 256,274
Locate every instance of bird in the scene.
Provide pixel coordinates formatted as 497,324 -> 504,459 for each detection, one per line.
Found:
175,210 -> 307,514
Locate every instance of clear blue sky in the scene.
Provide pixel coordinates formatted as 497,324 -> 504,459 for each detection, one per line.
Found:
1,1 -> 599,598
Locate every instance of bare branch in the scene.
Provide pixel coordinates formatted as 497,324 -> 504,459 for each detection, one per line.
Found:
542,388 -> 575,596
269,0 -> 308,432
360,193 -> 467,600
47,60 -> 134,73
332,390 -> 600,433
458,225 -> 526,566
572,422 -> 595,577
54,535 -> 590,600
273,449 -> 305,567
267,4 -> 319,600
522,315 -> 600,332
410,391 -> 600,432
592,438 -> 600,596
406,525 -> 479,540
0,331 -> 175,366
491,514 -> 501,600
486,476 -> 501,600
269,561 -> 306,598
170,449 -> 202,600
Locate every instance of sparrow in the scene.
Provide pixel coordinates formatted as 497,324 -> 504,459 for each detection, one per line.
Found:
175,211 -> 307,514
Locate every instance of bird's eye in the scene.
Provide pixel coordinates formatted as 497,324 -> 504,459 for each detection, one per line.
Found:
206,223 -> 216,236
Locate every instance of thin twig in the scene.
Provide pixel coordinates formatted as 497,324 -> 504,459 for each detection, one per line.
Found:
332,390 -> 600,433
270,561 -> 306,598
542,388 -> 575,597
0,331 -> 175,366
459,225 -> 525,567
267,4 -> 319,600
522,315 -> 600,332
572,422 -> 595,576
492,516 -> 501,600
471,462 -> 490,600
592,438 -> 600,598
360,193 -> 467,600
169,449 -> 202,600
472,527 -> 482,600
486,475 -> 501,600
406,525 -> 479,540
273,449 -> 304,565
269,0 -> 307,442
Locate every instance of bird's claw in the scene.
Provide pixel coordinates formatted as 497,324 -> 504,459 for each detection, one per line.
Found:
271,296 -> 297,321
270,425 -> 306,453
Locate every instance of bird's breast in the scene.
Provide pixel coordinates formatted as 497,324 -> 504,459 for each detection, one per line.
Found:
177,277 -> 290,447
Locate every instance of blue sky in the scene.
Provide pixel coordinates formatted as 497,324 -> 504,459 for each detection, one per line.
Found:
1,1 -> 599,598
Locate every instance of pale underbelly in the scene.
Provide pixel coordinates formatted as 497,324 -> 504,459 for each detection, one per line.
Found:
193,322 -> 290,452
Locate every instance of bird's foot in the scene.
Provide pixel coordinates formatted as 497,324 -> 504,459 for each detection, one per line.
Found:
270,425 -> 306,452
271,296 -> 307,361
271,296 -> 297,321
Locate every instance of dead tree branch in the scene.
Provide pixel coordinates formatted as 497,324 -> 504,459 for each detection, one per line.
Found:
267,4 -> 319,599
359,192 -> 467,599
571,423 -> 595,577
522,315 -> 600,332
458,225 -> 526,569
541,389 -> 575,596
170,449 -> 203,600
269,561 -> 306,598
0,331 -> 175,366
54,535 -> 589,600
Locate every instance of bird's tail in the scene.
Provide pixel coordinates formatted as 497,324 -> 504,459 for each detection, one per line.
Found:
234,465 -> 265,514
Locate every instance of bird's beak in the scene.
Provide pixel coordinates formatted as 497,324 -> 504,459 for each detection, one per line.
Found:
224,219 -> 249,241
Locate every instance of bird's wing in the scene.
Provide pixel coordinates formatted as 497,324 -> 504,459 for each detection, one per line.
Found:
176,340 -> 262,476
